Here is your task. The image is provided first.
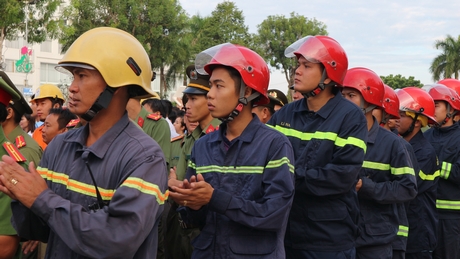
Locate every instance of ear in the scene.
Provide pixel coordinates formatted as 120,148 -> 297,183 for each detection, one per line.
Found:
244,86 -> 253,98
6,107 -> 14,120
453,113 -> 460,122
59,128 -> 68,134
52,103 -> 60,109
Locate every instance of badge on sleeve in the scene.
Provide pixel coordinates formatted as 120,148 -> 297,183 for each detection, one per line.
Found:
15,135 -> 26,148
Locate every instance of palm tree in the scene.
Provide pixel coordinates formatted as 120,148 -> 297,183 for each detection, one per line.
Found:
429,34 -> 460,81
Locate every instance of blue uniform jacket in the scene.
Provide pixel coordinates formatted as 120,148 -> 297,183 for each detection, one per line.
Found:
184,116 -> 295,259
424,123 -> 460,219
406,130 -> 438,253
267,93 -> 368,251
356,119 -> 417,248
11,114 -> 168,259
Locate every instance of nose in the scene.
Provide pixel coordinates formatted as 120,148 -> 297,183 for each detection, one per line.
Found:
68,78 -> 78,94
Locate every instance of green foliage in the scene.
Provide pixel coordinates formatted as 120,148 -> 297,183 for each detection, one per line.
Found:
0,0 -> 61,42
255,12 -> 328,88
60,0 -> 190,96
429,34 -> 460,81
380,74 -> 423,89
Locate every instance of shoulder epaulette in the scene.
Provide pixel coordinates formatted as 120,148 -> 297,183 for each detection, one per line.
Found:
171,135 -> 184,143
15,135 -> 26,148
3,142 -> 26,162
137,117 -> 144,127
205,124 -> 219,134
66,119 -> 80,128
147,113 -> 162,121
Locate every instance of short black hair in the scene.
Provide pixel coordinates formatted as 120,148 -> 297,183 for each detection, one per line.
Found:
145,99 -> 166,117
48,108 -> 77,129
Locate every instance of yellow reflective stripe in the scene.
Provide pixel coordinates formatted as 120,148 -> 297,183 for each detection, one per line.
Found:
121,177 -> 169,205
397,225 -> 409,237
362,161 -> 414,176
436,199 -> 460,210
363,161 -> 390,171
37,167 -> 114,200
190,157 -> 294,175
197,165 -> 265,174
266,157 -> 294,174
441,161 -> 452,179
270,125 -> 367,152
419,170 -> 440,181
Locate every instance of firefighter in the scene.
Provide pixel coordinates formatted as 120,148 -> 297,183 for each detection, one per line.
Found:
267,36 -> 368,258
397,87 -> 439,259
424,83 -> 460,259
0,27 -> 168,258
169,43 -> 295,258
30,84 -> 65,150
342,67 -> 417,259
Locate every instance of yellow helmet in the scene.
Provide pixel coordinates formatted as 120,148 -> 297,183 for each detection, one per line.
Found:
32,84 -> 65,102
58,27 -> 155,98
140,92 -> 161,104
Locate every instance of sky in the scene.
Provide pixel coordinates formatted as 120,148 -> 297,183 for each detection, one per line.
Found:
179,0 -> 460,93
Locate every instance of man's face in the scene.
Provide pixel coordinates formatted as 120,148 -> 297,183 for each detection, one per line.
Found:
42,114 -> 65,144
35,98 -> 54,121
293,56 -> 330,94
185,94 -> 209,123
434,101 -> 448,125
342,87 -> 363,107
207,67 -> 239,119
67,68 -> 106,116
397,111 -> 413,135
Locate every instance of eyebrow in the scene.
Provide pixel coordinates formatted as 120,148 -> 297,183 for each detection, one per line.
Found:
210,79 -> 225,84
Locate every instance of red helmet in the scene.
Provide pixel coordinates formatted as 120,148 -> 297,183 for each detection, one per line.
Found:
284,35 -> 348,85
438,79 -> 460,96
427,84 -> 460,111
195,43 -> 269,105
396,87 -> 436,124
383,85 -> 400,119
342,67 -> 384,108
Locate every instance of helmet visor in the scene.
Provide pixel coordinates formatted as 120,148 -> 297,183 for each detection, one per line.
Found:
285,36 -> 333,65
195,43 -> 248,75
398,90 -> 424,113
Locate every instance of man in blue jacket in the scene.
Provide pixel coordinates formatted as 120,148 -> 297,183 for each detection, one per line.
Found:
0,27 -> 168,258
342,67 -> 417,259
169,43 -> 295,258
267,36 -> 367,258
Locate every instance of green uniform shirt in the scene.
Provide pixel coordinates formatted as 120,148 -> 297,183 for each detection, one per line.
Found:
7,125 -> 42,166
170,135 -> 184,169
176,118 -> 221,180
0,127 -> 28,236
135,107 -> 172,165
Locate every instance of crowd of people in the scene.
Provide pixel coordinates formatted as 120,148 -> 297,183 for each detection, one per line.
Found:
0,26 -> 459,259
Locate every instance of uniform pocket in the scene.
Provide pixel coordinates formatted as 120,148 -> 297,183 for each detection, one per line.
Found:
192,233 -> 213,250
229,233 -> 276,255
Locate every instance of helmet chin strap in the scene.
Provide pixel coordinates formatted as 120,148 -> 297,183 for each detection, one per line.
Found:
440,103 -> 457,126
302,69 -> 336,98
401,112 -> 419,137
80,86 -> 115,121
359,96 -> 376,114
220,80 -> 260,123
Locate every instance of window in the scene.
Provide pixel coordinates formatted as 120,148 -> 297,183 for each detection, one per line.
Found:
40,63 -> 71,84
3,59 -> 16,73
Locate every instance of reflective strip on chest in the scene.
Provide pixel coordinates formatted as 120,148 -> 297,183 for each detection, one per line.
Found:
268,125 -> 366,152
188,157 -> 294,174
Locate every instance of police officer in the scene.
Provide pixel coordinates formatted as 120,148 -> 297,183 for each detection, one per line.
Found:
166,64 -> 220,259
126,97 -> 171,166
0,71 -> 42,166
0,74 -> 29,259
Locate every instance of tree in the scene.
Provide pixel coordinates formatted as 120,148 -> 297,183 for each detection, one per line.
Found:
255,12 -> 328,90
60,0 -> 190,97
380,74 -> 423,89
199,1 -> 252,50
429,34 -> 460,81
0,0 -> 61,67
